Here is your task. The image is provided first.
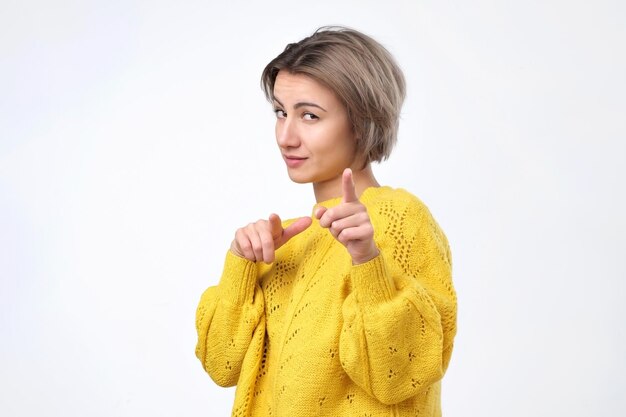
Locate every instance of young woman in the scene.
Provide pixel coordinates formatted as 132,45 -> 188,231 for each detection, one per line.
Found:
195,26 -> 457,417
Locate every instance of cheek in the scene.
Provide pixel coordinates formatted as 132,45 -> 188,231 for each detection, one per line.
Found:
338,126 -> 358,155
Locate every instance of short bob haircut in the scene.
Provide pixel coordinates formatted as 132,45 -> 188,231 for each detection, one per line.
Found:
261,26 -> 406,164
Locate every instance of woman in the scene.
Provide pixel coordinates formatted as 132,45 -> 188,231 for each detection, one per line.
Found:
195,26 -> 457,417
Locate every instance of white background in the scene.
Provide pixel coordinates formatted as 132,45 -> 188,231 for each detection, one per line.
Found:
1,1 -> 625,416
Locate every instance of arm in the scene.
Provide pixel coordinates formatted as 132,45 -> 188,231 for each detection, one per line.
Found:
195,251 -> 265,387
339,202 -> 457,405
195,213 -> 311,386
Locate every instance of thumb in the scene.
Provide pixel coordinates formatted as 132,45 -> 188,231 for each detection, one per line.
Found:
280,216 -> 312,245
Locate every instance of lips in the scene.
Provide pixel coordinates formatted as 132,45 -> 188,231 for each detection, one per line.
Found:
283,155 -> 307,168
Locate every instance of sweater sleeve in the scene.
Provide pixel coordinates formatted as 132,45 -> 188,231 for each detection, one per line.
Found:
195,251 -> 266,387
339,199 -> 457,405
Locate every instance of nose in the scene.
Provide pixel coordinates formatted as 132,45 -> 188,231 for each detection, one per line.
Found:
276,117 -> 299,149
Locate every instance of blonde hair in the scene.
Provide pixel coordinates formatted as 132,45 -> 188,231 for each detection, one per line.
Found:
261,26 -> 406,163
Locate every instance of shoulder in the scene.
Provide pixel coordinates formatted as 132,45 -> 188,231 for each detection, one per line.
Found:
366,187 -> 450,255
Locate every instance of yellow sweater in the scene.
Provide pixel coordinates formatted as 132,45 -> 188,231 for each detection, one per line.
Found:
195,186 -> 457,417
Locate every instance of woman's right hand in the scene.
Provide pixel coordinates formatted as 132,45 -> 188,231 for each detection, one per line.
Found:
230,214 -> 312,263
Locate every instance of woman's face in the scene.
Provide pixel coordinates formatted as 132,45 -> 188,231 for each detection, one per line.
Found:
272,71 -> 358,187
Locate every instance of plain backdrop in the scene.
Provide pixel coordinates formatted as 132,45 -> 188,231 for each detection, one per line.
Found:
1,1 -> 625,416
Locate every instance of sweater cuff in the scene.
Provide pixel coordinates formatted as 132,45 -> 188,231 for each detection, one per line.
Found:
350,254 -> 396,305
218,251 -> 258,306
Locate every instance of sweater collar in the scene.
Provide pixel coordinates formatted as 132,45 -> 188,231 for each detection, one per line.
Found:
314,186 -> 392,210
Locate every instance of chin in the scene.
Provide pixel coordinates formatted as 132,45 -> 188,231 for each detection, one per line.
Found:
287,171 -> 312,184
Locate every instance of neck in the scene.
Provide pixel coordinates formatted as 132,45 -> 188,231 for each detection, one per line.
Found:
313,164 -> 380,203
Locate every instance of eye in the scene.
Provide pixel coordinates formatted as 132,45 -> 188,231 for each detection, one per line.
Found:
274,108 -> 286,119
303,112 -> 319,121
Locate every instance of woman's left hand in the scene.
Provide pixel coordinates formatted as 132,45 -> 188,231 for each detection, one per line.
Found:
315,168 -> 380,265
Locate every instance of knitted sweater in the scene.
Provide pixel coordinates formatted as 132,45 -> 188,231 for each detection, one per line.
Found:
195,186 -> 457,417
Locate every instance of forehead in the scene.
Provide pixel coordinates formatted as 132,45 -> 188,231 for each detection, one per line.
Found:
273,71 -> 339,105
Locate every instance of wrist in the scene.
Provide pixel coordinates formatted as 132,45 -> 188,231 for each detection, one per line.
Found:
351,246 -> 380,265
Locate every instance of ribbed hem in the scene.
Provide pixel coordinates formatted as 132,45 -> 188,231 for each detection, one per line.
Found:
218,251 -> 258,306
350,254 -> 396,305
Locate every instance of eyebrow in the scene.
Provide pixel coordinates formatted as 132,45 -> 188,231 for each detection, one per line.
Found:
273,97 -> 327,112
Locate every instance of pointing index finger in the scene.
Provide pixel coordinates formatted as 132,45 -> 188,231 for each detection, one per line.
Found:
342,168 -> 358,203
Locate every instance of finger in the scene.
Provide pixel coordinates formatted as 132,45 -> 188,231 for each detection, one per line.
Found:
281,216 -> 312,244
314,206 -> 327,220
268,213 -> 283,240
328,212 -> 370,237
256,224 -> 276,263
336,223 -> 375,245
234,229 -> 255,261
318,203 -> 366,228
245,224 -> 264,262
342,168 -> 358,203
